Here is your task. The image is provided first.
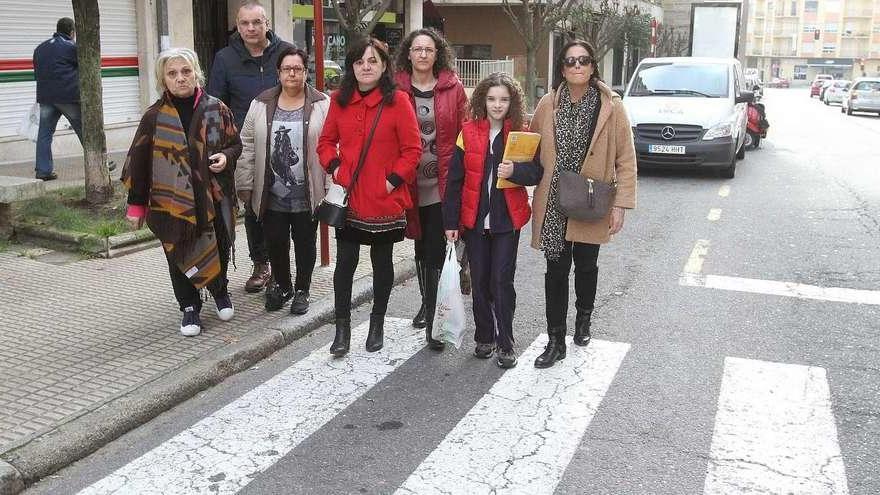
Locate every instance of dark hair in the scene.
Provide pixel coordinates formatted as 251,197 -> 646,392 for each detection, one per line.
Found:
336,37 -> 395,107
394,28 -> 456,77
468,72 -> 526,131
275,46 -> 309,72
552,39 -> 602,90
57,17 -> 75,37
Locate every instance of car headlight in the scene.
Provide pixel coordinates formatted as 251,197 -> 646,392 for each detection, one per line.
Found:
703,122 -> 733,140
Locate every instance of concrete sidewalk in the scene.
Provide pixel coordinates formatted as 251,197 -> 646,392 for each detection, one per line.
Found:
0,150 -> 128,193
0,215 -> 416,493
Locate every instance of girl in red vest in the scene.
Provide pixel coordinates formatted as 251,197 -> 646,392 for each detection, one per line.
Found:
443,73 -> 542,369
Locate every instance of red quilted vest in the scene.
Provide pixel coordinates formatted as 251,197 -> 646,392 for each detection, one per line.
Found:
459,119 -> 532,230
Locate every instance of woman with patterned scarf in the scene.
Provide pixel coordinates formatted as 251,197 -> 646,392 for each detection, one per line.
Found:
122,48 -> 242,337
528,40 -> 637,368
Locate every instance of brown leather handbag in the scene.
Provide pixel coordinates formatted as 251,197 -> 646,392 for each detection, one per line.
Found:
557,166 -> 617,222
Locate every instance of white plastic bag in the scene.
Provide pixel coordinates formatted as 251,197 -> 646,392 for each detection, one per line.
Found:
432,241 -> 467,348
17,102 -> 40,142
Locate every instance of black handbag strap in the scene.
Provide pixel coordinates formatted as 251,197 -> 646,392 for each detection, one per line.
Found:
345,101 -> 386,197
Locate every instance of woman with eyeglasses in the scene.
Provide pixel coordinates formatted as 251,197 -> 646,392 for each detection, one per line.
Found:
317,37 -> 421,357
393,28 -> 468,350
236,47 -> 330,315
528,39 -> 637,369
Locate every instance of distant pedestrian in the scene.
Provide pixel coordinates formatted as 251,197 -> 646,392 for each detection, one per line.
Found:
317,37 -> 421,357
32,17 -> 82,181
529,40 -> 637,369
237,47 -> 330,315
394,28 -> 468,350
122,48 -> 241,337
207,0 -> 295,294
443,72 -> 543,369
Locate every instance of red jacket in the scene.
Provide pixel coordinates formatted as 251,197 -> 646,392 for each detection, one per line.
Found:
394,70 -> 468,239
317,89 -> 421,226
457,119 -> 533,230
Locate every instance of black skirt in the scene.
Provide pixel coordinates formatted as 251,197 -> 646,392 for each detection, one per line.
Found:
336,225 -> 405,245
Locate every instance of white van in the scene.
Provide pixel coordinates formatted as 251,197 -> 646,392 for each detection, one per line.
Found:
623,57 -> 753,178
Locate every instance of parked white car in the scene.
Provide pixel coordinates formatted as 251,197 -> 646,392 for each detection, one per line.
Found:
823,80 -> 851,105
841,78 -> 880,115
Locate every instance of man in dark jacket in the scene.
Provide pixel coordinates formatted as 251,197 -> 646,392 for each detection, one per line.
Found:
207,0 -> 294,293
33,17 -> 83,181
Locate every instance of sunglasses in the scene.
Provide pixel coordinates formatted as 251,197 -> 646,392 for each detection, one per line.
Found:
563,55 -> 593,67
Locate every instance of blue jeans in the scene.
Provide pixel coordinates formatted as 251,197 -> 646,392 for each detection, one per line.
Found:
35,103 -> 83,176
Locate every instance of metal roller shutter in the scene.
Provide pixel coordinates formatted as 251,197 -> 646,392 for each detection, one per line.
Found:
0,0 -> 140,138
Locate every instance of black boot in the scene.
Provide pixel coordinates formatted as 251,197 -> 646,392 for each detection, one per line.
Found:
534,326 -> 567,368
366,314 -> 384,352
412,259 -> 427,328
424,267 -> 445,350
573,308 -> 592,346
330,318 -> 351,357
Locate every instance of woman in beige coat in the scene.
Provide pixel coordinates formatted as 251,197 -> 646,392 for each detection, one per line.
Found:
236,47 -> 330,315
529,40 -> 637,368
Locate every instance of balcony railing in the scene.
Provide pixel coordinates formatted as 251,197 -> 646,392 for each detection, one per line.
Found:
843,9 -> 873,17
770,49 -> 798,56
455,59 -> 515,88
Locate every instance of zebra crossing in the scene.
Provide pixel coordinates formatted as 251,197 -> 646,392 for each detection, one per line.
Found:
75,318 -> 851,495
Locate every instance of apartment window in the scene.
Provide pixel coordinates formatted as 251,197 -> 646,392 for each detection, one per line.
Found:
804,0 -> 818,12
803,25 -> 817,32
790,1 -> 797,15
823,43 -> 837,53
825,24 -> 838,33
794,65 -> 807,80
802,42 -> 815,52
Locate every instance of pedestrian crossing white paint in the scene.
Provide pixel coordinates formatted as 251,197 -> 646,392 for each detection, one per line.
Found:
704,357 -> 849,495
395,337 -> 630,495
78,318 -> 423,495
681,273 -> 880,305
718,185 -> 730,197
707,208 -> 722,221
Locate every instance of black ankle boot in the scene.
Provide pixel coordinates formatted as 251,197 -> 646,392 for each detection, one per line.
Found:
424,268 -> 445,350
330,318 -> 351,357
573,308 -> 592,346
366,314 -> 384,352
534,326 -> 567,368
412,260 -> 427,328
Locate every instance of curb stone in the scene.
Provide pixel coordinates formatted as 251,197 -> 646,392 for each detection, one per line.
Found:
0,259 -> 416,494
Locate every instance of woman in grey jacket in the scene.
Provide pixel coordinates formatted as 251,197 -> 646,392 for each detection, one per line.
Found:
236,47 -> 331,315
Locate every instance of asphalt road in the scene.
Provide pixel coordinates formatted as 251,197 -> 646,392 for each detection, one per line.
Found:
27,87 -> 880,494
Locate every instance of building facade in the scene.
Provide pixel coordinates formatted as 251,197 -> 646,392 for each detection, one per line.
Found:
746,0 -> 880,82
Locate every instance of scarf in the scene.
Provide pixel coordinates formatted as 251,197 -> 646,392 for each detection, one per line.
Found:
122,91 -> 231,288
540,82 -> 601,261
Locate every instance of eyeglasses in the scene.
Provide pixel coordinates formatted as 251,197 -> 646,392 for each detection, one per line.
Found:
563,55 -> 593,68
410,47 -> 436,55
280,66 -> 305,74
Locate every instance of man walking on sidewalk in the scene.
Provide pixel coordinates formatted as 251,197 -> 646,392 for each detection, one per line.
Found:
33,17 -> 82,181
207,0 -> 293,293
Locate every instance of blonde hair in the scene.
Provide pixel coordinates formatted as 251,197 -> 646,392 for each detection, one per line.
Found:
154,48 -> 205,93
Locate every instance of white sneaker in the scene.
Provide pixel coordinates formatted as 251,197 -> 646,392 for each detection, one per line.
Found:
180,306 -> 202,336
215,293 -> 234,321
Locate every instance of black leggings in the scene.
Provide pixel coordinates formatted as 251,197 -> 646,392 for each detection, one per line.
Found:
545,241 -> 600,328
262,209 -> 317,292
413,203 -> 446,269
167,210 -> 231,311
334,240 -> 394,319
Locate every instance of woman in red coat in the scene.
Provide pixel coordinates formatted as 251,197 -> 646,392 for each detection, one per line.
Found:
394,28 -> 468,350
317,37 -> 422,357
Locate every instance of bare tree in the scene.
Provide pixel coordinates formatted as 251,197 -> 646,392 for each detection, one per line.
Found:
564,0 -> 649,62
502,0 -> 578,109
655,23 -> 688,57
330,0 -> 393,43
72,0 -> 112,204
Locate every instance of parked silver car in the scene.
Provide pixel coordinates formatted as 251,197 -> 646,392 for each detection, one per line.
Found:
823,80 -> 851,105
842,77 -> 880,115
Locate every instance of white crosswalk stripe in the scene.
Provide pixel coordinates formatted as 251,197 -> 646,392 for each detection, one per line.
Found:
77,318 -> 423,495
395,337 -> 630,495
704,357 -> 850,495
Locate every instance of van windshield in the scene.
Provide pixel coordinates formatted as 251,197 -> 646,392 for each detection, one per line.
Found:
628,63 -> 729,98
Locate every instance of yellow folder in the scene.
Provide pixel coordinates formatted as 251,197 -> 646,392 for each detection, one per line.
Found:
497,131 -> 541,189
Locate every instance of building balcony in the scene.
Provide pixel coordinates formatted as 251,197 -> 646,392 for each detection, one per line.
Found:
772,31 -> 799,37
771,49 -> 798,56
843,10 -> 873,18
841,32 -> 871,38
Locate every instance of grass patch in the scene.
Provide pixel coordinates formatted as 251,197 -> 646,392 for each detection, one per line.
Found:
0,239 -> 8,252
14,185 -> 130,238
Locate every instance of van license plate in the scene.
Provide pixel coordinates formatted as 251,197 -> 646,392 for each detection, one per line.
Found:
649,145 -> 686,154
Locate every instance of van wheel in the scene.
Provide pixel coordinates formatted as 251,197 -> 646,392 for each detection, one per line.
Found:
719,158 -> 736,179
736,140 -> 746,160
744,132 -> 754,149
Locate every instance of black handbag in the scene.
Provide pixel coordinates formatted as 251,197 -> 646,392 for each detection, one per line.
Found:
316,102 -> 385,227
